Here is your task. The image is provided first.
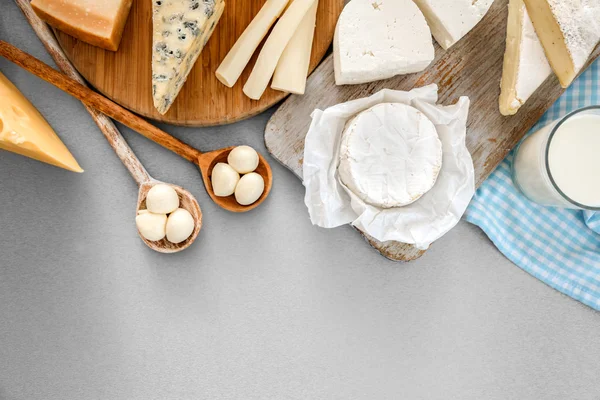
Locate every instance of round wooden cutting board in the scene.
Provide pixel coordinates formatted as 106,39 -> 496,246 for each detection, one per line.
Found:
55,0 -> 343,126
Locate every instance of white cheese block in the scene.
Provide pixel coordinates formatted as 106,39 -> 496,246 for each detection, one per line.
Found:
337,103 -> 443,208
243,0 -> 316,100
524,0 -> 600,88
216,0 -> 290,88
499,0 -> 552,116
152,0 -> 225,115
271,0 -> 318,94
333,0 -> 435,86
412,0 -> 494,50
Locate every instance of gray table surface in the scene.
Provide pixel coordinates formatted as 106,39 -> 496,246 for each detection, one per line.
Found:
1,5 -> 600,400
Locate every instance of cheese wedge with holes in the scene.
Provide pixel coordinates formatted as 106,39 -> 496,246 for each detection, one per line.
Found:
216,0 -> 290,88
0,72 -> 83,173
499,0 -> 552,116
243,0 -> 316,100
31,0 -> 133,51
152,0 -> 225,115
271,0 -> 318,94
334,0 -> 435,85
524,0 -> 600,88
412,0 -> 494,50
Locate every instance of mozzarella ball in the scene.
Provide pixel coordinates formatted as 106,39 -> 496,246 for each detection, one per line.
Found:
166,208 -> 195,244
235,172 -> 265,206
136,211 -> 167,241
227,145 -> 259,174
211,163 -> 240,197
146,184 -> 179,214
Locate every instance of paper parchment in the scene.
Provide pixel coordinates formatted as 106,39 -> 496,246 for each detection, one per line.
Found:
302,85 -> 475,250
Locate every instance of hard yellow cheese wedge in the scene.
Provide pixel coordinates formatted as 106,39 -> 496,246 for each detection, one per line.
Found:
31,0 -> 133,52
0,72 -> 83,173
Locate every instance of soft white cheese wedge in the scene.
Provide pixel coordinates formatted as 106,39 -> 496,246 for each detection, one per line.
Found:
152,0 -> 225,115
499,0 -> 552,116
333,0 -> 435,86
337,103 -> 442,208
412,0 -> 494,50
524,0 -> 600,88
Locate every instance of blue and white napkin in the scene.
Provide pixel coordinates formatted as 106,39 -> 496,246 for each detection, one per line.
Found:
465,60 -> 600,311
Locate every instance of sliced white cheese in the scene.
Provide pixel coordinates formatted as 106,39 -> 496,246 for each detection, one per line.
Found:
524,0 -> 600,88
216,0 -> 290,88
271,0 -> 318,94
152,0 -> 225,115
243,0 -> 316,100
499,0 -> 552,116
333,0 -> 435,86
412,0 -> 494,50
337,103 -> 443,208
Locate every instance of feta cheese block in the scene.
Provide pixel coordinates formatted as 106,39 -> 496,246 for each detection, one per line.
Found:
0,72 -> 83,173
152,0 -> 225,115
524,0 -> 600,88
333,0 -> 435,86
499,0 -> 552,116
31,0 -> 133,51
337,103 -> 442,208
412,0 -> 494,50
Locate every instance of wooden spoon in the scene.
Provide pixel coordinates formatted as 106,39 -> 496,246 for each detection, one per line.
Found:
0,39 -> 273,213
9,5 -> 202,253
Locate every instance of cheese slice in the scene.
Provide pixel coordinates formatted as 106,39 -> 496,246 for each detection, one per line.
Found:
338,103 -> 442,208
0,72 -> 83,173
524,0 -> 600,88
243,0 -> 316,100
271,0 -> 318,94
499,0 -> 552,116
412,0 -> 494,50
216,0 -> 290,88
152,0 -> 225,115
31,0 -> 133,51
333,0 -> 435,86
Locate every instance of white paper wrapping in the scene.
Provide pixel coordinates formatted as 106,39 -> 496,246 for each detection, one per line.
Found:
302,85 -> 475,250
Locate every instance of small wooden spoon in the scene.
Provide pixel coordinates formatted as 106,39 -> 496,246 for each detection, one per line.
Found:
136,180 -> 202,253
0,40 -> 273,213
9,7 -> 202,253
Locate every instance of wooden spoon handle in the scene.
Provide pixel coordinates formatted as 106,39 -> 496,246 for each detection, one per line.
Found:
14,0 -> 152,185
0,40 -> 202,164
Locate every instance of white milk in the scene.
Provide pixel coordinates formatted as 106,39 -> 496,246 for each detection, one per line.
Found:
513,110 -> 600,209
548,114 -> 600,207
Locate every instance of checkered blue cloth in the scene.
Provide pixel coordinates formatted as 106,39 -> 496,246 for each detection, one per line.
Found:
465,60 -> 600,311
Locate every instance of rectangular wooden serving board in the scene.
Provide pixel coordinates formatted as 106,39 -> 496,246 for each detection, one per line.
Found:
264,0 -> 600,262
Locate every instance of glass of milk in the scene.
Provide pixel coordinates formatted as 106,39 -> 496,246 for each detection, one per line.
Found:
512,106 -> 600,210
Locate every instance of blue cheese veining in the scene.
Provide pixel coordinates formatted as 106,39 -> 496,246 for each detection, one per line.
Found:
152,0 -> 225,114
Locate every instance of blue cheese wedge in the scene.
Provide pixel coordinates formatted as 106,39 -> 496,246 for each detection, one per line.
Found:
338,103 -> 443,208
152,0 -> 225,114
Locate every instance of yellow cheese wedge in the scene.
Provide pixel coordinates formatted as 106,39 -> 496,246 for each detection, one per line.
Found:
0,72 -> 83,173
31,0 -> 133,51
